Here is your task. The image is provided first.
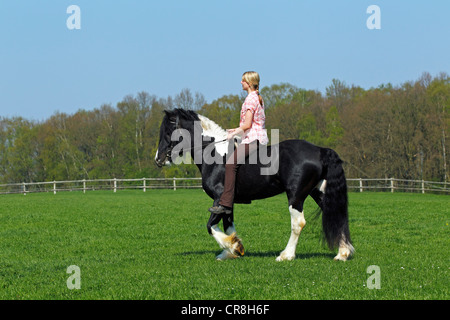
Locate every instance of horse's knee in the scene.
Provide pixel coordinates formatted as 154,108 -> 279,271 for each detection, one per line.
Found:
207,213 -> 223,235
289,205 -> 306,235
222,213 -> 234,231
207,219 -> 217,235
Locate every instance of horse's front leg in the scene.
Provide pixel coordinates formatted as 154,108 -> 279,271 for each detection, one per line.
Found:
208,211 -> 244,260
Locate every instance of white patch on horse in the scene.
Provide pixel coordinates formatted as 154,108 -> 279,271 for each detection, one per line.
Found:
276,205 -> 306,261
210,224 -> 243,260
317,179 -> 327,194
334,234 -> 355,261
225,223 -> 237,236
197,114 -> 235,157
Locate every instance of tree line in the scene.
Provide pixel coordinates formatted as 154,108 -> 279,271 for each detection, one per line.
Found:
0,72 -> 448,184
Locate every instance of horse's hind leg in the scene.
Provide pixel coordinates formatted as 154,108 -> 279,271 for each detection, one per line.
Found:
276,203 -> 306,261
309,187 -> 324,210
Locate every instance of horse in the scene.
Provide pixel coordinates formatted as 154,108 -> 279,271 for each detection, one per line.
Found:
155,108 -> 354,261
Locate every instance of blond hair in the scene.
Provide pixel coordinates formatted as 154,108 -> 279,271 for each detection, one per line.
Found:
242,71 -> 264,106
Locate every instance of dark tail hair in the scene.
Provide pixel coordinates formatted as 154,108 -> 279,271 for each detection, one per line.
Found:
320,148 -> 352,250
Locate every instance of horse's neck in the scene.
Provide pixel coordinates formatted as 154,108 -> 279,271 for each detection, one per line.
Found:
178,114 -> 231,172
197,115 -> 227,141
196,115 -> 229,157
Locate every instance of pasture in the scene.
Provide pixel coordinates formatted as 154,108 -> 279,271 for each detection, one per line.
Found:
0,190 -> 448,300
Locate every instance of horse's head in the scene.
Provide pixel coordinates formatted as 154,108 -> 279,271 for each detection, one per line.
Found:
155,109 -> 200,167
154,111 -> 176,167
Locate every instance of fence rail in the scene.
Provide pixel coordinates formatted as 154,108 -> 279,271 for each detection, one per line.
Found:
0,177 -> 448,195
0,177 -> 202,195
346,178 -> 449,194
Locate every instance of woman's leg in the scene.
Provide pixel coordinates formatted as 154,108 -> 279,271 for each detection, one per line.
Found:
219,141 -> 258,208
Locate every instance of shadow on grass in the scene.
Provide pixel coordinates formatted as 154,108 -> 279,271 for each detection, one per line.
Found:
245,251 -> 335,260
177,250 -> 335,260
176,250 -> 218,256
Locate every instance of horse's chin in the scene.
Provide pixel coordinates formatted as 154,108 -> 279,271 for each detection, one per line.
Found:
155,159 -> 172,168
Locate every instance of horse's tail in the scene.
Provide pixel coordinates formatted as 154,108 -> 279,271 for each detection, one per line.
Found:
320,148 -> 354,259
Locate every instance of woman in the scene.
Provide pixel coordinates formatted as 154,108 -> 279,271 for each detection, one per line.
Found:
209,71 -> 269,214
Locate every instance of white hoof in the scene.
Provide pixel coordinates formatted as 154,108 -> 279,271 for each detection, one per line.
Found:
276,251 -> 295,262
333,244 -> 354,261
333,253 -> 348,261
216,249 -> 238,261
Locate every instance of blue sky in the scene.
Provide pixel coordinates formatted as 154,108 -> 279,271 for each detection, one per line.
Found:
0,0 -> 449,121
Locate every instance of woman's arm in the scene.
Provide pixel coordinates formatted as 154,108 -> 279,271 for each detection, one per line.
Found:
240,110 -> 253,131
227,110 -> 253,140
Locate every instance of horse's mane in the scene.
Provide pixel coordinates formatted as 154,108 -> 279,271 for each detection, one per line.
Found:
165,108 -> 200,122
166,108 -> 230,156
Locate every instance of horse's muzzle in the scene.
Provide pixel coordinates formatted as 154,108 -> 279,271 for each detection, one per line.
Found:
155,152 -> 171,167
155,158 -> 164,168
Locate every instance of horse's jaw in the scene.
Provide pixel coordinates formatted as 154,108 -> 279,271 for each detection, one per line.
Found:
154,150 -> 172,167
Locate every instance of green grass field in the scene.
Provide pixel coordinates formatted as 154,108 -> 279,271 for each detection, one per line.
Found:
0,190 -> 448,300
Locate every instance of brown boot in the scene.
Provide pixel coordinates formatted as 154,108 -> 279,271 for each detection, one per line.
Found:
208,205 -> 232,214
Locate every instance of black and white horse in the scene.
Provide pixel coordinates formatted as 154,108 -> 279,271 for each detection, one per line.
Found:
155,108 -> 354,261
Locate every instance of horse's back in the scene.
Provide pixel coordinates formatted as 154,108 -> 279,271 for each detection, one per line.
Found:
279,139 -> 323,158
234,139 -> 324,203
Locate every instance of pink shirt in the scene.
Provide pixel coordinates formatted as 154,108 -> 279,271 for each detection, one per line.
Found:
240,91 -> 269,145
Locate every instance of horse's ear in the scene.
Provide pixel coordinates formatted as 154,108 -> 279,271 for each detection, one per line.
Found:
163,109 -> 174,120
163,109 -> 178,124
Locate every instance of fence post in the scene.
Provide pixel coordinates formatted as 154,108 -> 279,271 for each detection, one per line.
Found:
173,177 -> 176,191
143,178 -> 146,192
23,182 -> 26,195
359,178 -> 363,193
114,178 -> 117,193
390,178 -> 394,193
83,179 -> 86,194
53,181 -> 56,195
422,180 -> 425,194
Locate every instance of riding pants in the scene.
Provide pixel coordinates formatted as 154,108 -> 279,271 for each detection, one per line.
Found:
219,140 -> 259,208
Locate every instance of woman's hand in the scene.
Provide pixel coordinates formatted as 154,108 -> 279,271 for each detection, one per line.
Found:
227,128 -> 245,140
227,129 -> 236,140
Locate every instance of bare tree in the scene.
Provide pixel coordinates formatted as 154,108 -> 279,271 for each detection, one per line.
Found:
175,88 -> 194,110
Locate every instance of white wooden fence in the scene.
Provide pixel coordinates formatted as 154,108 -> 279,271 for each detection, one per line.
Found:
0,178 -> 202,195
0,177 -> 448,195
346,178 -> 449,194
